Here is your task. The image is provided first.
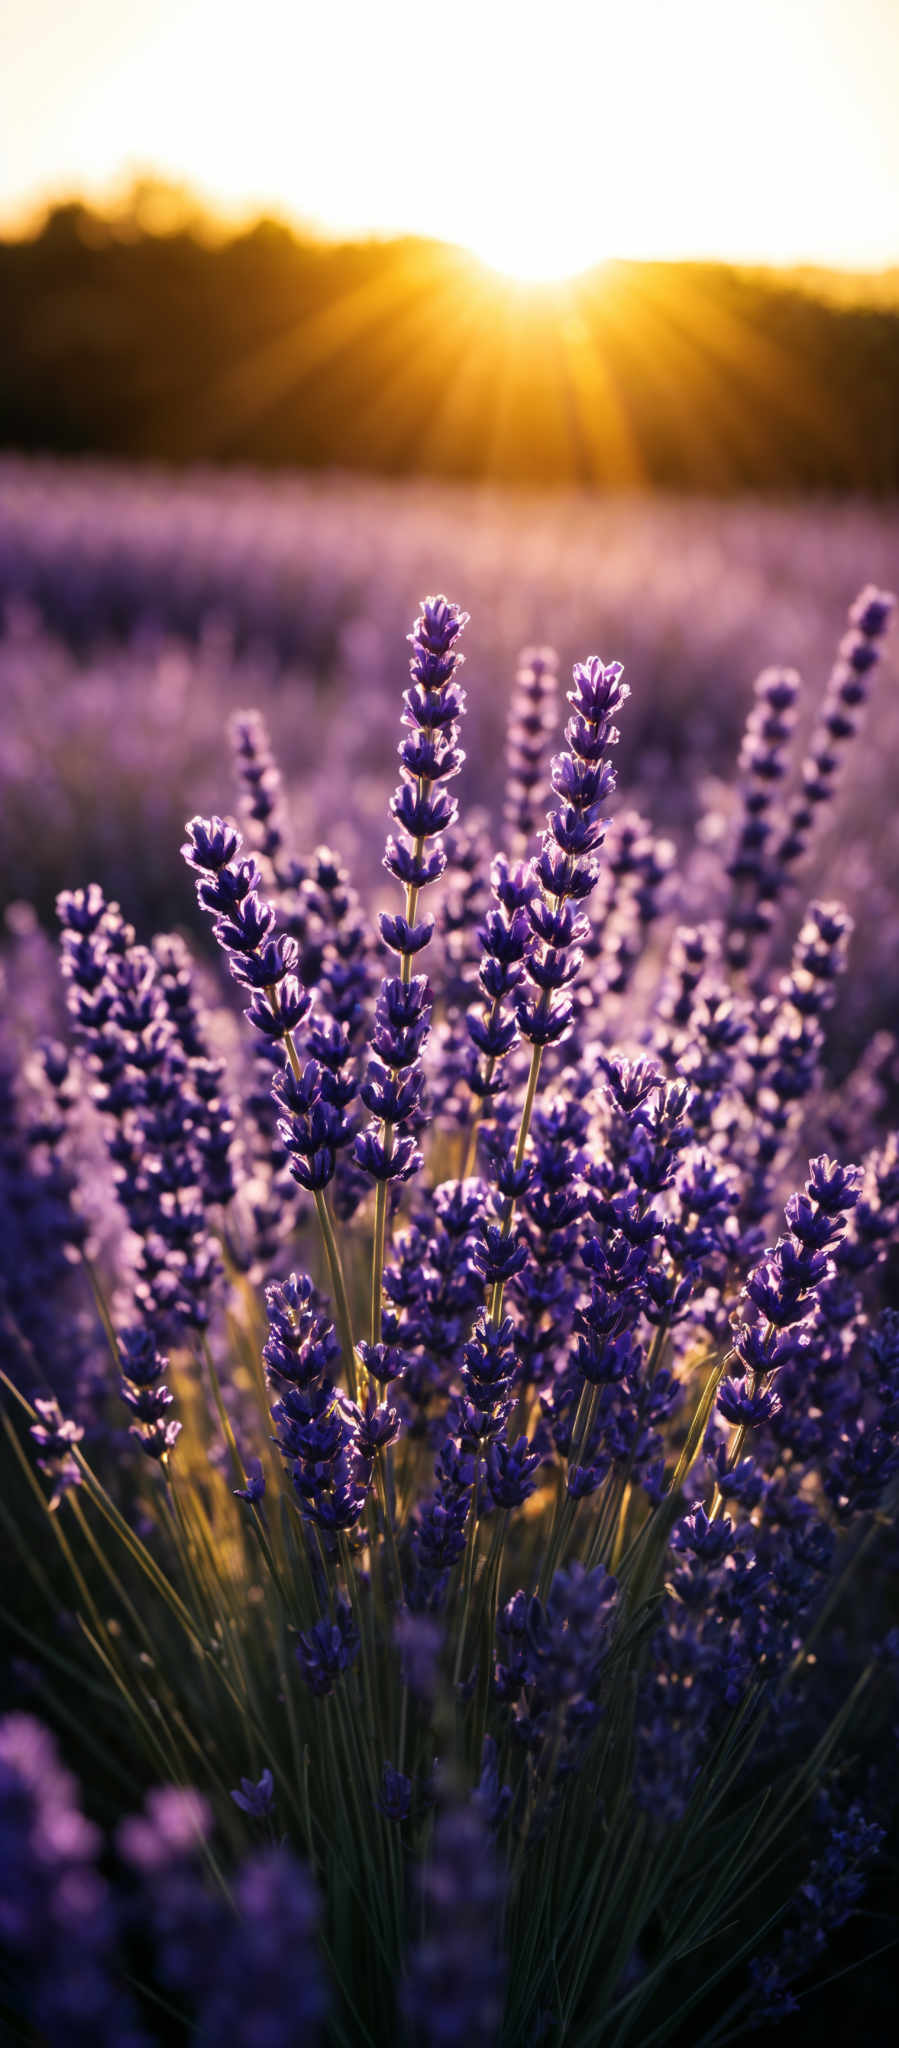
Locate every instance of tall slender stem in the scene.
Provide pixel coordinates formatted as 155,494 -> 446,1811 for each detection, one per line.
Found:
199,1332 -> 246,1490
369,1176 -> 390,1349
313,1188 -> 357,1400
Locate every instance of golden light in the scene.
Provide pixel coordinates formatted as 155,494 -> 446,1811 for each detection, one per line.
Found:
461,214 -> 607,286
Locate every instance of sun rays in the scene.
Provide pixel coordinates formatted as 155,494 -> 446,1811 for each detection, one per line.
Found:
158,244 -> 854,490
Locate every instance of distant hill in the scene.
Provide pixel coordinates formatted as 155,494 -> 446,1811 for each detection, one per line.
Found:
2,199 -> 898,490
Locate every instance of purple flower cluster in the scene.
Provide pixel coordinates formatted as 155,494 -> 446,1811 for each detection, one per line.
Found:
29,1395 -> 84,1507
356,596 -> 469,1197
402,1803 -> 506,2048
727,585 -> 896,964
56,884 -> 223,1370
495,1561 -> 618,1773
503,644 -> 558,854
748,1797 -> 885,2026
717,1154 -> 862,1444
726,665 -> 801,969
264,1272 -> 371,1536
517,655 -> 629,1050
117,1778 -> 326,2045
118,1324 -> 181,1460
777,586 -> 895,875
0,1714 -> 146,2045
182,816 -> 310,1047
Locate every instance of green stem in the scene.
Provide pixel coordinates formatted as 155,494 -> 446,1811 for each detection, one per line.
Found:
374,1449 -> 405,1603
536,1379 -> 597,1599
453,1452 -> 483,1686
200,1332 -> 247,1492
397,1683 -> 409,1775
370,1172 -> 390,1348
313,1188 -> 357,1399
470,1509 -> 508,1765
337,1531 -> 381,1754
81,1253 -> 122,1370
512,1041 -> 544,1175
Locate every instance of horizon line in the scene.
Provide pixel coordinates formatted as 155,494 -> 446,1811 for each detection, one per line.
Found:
2,174 -> 899,280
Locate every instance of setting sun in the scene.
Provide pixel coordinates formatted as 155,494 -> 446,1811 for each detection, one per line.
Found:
462,210 -> 607,285
465,235 -> 601,287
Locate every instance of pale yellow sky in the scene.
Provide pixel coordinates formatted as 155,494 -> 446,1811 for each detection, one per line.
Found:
3,0 -> 899,275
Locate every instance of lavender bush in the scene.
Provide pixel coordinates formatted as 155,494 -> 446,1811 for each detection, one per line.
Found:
1,529 -> 898,2044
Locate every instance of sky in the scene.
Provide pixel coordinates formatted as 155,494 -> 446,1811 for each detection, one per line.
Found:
3,0 -> 899,277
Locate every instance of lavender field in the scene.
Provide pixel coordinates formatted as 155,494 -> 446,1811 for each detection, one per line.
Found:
3,461 -> 899,1026
1,459 -> 898,2046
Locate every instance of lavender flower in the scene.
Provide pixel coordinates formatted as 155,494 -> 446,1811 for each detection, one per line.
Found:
517,656 -> 629,1050
229,708 -> 288,874
296,1599 -> 360,1697
715,1154 -> 862,1499
749,1800 -> 884,2027
726,666 -> 801,969
230,1768 -> 275,1818
0,1713 -> 146,2045
775,587 -> 895,881
118,1323 -> 181,1461
264,1272 -> 370,1532
503,644 -> 559,854
193,1848 -> 326,2046
57,884 -> 220,1335
402,1804 -> 506,2047
29,1396 -> 83,1507
356,596 -> 468,1225
182,816 -> 310,1045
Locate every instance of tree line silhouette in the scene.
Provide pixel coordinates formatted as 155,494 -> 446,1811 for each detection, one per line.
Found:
3,198 -> 898,489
